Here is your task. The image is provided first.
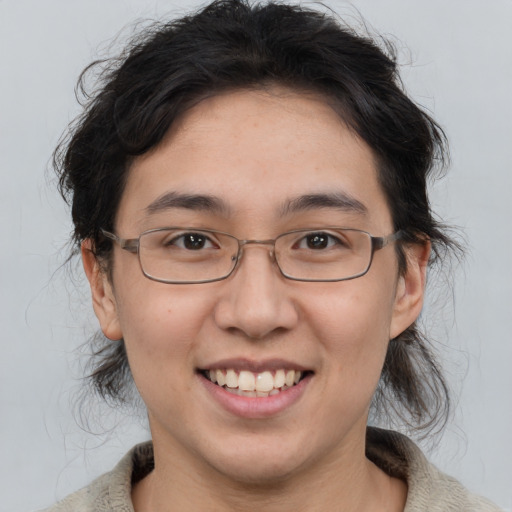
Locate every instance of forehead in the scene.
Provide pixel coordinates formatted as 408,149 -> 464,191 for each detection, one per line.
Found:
116,88 -> 392,233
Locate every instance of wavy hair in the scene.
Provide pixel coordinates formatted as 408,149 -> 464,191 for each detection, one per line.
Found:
55,0 -> 462,436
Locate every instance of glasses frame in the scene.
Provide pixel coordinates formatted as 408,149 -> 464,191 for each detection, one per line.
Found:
100,227 -> 403,284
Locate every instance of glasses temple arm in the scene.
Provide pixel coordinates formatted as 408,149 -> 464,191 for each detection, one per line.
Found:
100,229 -> 139,253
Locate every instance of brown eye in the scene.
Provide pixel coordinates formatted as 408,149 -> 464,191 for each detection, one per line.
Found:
295,232 -> 344,250
183,233 -> 208,250
166,232 -> 216,250
305,233 -> 329,249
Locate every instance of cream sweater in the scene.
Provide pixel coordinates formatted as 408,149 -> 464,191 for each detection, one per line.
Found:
42,428 -> 503,511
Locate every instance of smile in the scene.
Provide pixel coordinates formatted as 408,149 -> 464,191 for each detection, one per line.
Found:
202,369 -> 307,398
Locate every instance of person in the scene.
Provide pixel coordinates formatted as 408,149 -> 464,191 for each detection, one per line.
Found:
43,0 -> 502,510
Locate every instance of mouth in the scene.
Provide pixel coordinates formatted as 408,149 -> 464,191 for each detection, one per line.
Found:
200,368 -> 311,398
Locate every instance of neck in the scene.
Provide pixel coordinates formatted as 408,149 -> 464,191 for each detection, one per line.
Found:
132,432 -> 406,512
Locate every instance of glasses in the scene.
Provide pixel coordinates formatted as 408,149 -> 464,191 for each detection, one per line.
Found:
101,227 -> 402,284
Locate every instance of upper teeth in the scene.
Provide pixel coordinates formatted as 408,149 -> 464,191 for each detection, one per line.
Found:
207,369 -> 302,395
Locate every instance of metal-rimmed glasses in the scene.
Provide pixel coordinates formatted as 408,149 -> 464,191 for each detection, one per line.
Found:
101,227 -> 402,284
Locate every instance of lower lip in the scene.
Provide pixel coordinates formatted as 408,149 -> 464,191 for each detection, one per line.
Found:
199,373 -> 312,419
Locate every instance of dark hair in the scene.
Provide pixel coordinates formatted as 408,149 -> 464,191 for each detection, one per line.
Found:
55,0 -> 460,436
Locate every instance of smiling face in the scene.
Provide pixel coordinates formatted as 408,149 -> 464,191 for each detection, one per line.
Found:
84,88 -> 427,490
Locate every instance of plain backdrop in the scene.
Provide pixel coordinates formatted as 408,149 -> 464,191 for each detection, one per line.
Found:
1,1 -> 511,510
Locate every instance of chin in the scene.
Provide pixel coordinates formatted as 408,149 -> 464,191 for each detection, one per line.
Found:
201,436 -> 316,486
215,457 -> 302,486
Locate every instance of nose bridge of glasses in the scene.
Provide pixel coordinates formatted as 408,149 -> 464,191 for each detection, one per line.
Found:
237,238 -> 277,261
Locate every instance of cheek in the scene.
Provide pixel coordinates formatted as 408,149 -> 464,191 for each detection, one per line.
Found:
291,282 -> 397,449
113,280 -> 214,390
308,280 -> 396,378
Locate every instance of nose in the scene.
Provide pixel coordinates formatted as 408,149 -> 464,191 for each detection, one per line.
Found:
213,243 -> 299,339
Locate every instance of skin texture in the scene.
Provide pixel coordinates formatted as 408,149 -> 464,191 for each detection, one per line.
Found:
83,88 -> 428,511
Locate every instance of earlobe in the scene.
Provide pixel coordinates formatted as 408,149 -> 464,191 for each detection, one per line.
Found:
389,241 -> 430,340
81,240 -> 123,341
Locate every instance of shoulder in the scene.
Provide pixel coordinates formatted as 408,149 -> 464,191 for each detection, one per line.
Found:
40,442 -> 154,512
366,428 -> 503,512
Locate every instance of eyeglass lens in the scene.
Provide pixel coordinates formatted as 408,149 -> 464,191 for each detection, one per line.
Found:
137,228 -> 375,283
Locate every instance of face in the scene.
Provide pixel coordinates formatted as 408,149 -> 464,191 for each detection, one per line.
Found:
84,88 -> 427,486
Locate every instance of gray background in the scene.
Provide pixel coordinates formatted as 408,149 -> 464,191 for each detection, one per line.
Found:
1,1 -> 510,510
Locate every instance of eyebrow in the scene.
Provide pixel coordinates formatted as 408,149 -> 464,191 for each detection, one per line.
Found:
279,192 -> 367,216
144,190 -> 366,219
145,192 -> 231,216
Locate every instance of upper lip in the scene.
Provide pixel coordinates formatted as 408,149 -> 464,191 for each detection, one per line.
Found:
198,358 -> 312,373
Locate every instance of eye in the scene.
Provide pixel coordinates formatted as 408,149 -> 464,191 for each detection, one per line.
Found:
166,232 -> 218,250
295,231 -> 345,250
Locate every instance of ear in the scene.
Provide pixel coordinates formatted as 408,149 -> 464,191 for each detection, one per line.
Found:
81,239 -> 123,341
389,241 -> 430,340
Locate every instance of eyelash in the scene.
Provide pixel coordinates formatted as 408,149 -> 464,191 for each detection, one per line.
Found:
165,232 -> 218,250
162,230 -> 349,251
299,232 -> 344,248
